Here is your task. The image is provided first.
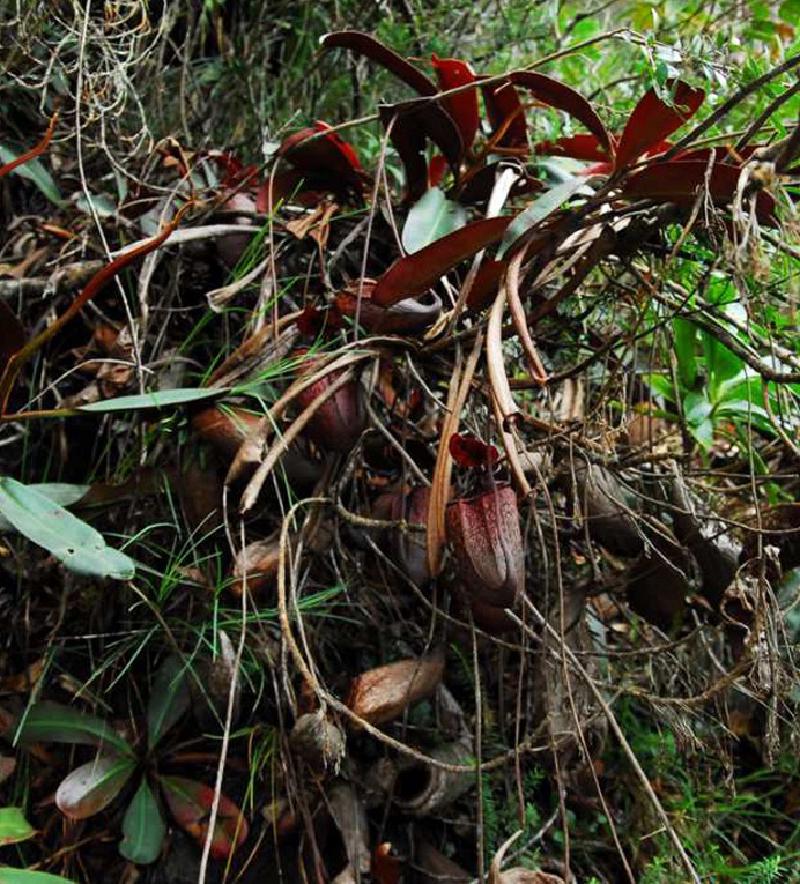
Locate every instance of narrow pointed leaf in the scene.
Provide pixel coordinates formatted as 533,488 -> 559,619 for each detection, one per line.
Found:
320,31 -> 437,96
16,702 -> 135,758
402,187 -> 468,254
372,216 -> 513,306
0,808 -> 35,846
380,99 -> 463,202
78,387 -> 223,413
55,756 -> 135,820
509,72 -> 612,155
279,121 -> 363,193
480,79 -> 528,148
0,146 -> 61,206
497,177 -> 589,258
430,55 -> 479,152
160,776 -> 248,860
620,160 -> 776,222
147,656 -> 190,748
533,134 -> 610,161
615,81 -> 704,170
120,779 -> 166,864
0,478 -> 135,579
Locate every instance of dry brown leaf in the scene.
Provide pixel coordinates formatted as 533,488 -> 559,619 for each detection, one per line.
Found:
346,649 -> 445,726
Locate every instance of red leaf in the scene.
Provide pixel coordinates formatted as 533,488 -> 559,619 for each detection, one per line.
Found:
280,121 -> 363,194
615,80 -> 705,170
533,133 -> 610,162
620,160 -> 777,223
160,776 -> 248,861
480,79 -> 529,148
449,433 -> 499,469
466,258 -> 505,312
431,54 -> 479,152
372,216 -> 512,306
380,98 -> 463,202
509,71 -> 612,156
321,31 -> 437,96
428,154 -> 447,188
295,304 -> 343,337
371,842 -> 402,884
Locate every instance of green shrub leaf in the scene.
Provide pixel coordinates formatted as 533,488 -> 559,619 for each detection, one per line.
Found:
0,477 -> 134,579
0,808 -> 35,846
16,702 -> 135,758
120,779 -> 165,864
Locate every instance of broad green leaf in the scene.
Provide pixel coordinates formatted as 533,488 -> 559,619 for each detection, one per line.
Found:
644,372 -> 677,403
56,756 -> 136,820
0,871 -> 75,883
120,779 -> 165,864
0,145 -> 61,206
147,656 -> 190,748
16,702 -> 135,758
0,478 -> 134,579
401,187 -> 467,254
0,808 -> 35,846
0,484 -> 89,533
497,178 -> 588,258
78,388 -> 223,413
672,319 -> 697,390
684,391 -> 714,449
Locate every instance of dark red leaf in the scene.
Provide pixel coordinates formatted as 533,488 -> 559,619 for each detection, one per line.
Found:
466,258 -> 505,311
428,154 -> 447,187
335,282 -> 442,335
295,304 -> 343,338
371,842 -> 402,884
620,160 -> 777,223
480,79 -> 529,148
533,133 -> 610,162
449,433 -> 499,469
160,776 -> 248,861
380,98 -> 463,202
372,215 -> 512,306
615,80 -> 705,170
279,121 -> 363,194
208,152 -> 259,188
509,71 -> 612,156
321,31 -> 437,96
430,54 -> 479,152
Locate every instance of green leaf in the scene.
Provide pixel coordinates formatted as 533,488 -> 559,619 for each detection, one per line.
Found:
497,178 -> 588,258
0,484 -> 89,533
0,145 -> 61,206
16,702 -> 135,758
684,391 -> 714,449
401,187 -> 467,254
78,388 -> 223,413
56,756 -> 136,820
644,372 -> 677,403
0,867 -> 73,884
120,779 -> 165,864
0,478 -> 134,579
672,319 -> 697,390
0,872 -> 75,883
147,657 -> 190,748
0,808 -> 35,846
